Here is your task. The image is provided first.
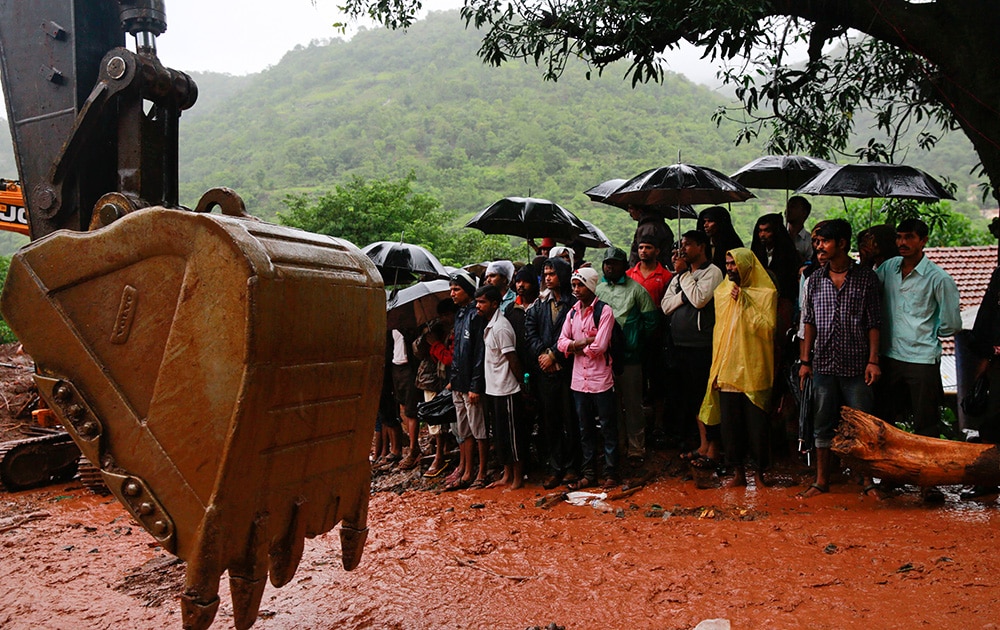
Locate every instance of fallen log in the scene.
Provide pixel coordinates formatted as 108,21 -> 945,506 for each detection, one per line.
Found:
832,407 -> 1000,486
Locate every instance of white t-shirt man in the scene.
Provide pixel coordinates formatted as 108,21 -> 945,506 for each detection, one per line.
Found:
483,309 -> 521,396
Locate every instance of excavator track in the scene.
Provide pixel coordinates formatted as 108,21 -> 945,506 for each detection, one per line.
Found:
77,456 -> 111,495
0,431 -> 81,491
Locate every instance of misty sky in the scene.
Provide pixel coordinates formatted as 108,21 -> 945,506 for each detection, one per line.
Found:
0,0 -> 731,121
156,0 -> 726,85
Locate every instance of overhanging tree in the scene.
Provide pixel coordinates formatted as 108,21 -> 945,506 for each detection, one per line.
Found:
338,0 -> 1000,212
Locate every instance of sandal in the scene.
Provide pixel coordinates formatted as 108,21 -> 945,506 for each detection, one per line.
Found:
679,450 -> 702,461
542,474 -> 564,490
423,460 -> 450,478
601,477 -> 621,490
567,477 -> 593,491
796,483 -> 829,498
444,478 -> 471,492
689,455 -> 721,470
398,452 -> 422,471
468,478 -> 488,490
374,453 -> 402,471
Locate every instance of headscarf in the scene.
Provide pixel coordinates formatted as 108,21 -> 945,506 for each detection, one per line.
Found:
698,206 -> 744,270
698,247 -> 777,426
750,213 -> 800,301
549,246 -> 575,268
485,260 -> 515,282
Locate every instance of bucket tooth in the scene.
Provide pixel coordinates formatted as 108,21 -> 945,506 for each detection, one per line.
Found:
180,591 -> 220,630
230,575 -> 268,630
181,507 -> 223,630
228,514 -> 270,630
339,525 -> 368,571
269,499 -> 308,588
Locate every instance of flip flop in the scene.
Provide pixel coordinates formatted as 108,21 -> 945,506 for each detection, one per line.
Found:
373,453 -> 402,471
444,478 -> 471,492
398,453 -> 422,471
567,477 -> 593,491
797,483 -> 829,498
423,460 -> 450,478
689,455 -> 721,470
468,478 -> 488,490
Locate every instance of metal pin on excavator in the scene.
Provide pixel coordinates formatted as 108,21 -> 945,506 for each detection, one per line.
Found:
0,2 -> 383,629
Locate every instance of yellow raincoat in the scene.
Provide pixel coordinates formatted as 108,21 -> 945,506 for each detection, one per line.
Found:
699,247 -> 777,426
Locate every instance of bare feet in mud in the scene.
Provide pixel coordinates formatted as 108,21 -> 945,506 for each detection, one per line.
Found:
727,467 -> 747,488
487,476 -> 510,489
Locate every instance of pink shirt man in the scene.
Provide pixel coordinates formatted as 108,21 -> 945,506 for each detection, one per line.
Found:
557,299 -> 615,394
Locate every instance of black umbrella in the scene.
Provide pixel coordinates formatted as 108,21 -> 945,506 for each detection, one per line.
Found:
386,279 -> 452,330
604,164 -> 755,208
730,155 -> 837,191
585,177 -> 697,219
465,196 -> 588,240
361,241 -> 449,286
604,164 -> 752,235
791,365 -> 814,464
584,178 -> 628,202
559,219 -> 613,249
794,163 -> 955,202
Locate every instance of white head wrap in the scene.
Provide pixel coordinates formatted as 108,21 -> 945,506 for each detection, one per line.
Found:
485,260 -> 515,282
549,246 -> 575,268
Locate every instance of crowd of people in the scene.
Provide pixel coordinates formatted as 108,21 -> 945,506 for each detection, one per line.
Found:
373,198 -> 1000,501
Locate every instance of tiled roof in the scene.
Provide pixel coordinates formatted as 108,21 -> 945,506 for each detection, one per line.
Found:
923,245 -> 998,357
925,245 -> 998,311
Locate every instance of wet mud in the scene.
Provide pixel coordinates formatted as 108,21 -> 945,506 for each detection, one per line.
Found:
2,456 -> 999,629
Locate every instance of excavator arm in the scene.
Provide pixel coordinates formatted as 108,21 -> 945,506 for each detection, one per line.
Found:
0,3 -> 383,629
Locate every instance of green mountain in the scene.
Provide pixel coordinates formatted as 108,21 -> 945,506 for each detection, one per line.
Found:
0,10 -> 989,254
173,10 -> 993,246
175,11 -> 773,248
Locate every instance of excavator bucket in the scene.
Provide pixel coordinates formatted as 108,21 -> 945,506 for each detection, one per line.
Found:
0,207 -> 384,630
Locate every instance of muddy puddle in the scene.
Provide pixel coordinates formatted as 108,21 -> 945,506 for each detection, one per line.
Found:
2,455 -> 999,629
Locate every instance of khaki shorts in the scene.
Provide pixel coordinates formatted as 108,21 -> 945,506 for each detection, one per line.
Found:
453,390 -> 487,440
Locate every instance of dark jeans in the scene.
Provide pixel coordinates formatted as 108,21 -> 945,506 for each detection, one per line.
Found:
719,391 -> 770,471
878,357 -> 943,437
673,345 -> 713,446
537,371 -> 579,476
573,388 -> 619,480
812,373 -> 874,449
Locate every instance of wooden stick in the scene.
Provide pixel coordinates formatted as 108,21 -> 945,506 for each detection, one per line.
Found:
0,511 -> 50,533
453,557 -> 534,581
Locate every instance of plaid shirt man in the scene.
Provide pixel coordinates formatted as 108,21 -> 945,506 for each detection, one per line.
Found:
803,263 -> 881,376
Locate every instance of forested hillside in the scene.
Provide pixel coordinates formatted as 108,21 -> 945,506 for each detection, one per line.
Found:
175,10 -> 769,247
0,10 -> 989,254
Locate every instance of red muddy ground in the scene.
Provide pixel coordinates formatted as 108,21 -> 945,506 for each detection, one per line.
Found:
1,345 -> 999,629
2,467 -> 999,629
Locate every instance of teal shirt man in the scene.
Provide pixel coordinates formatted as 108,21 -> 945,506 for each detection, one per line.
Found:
874,219 -> 962,472
876,254 -> 961,364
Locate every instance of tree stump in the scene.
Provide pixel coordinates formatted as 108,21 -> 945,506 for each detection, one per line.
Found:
832,407 -> 1000,486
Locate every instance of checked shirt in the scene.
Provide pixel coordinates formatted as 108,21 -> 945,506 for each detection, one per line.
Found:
803,263 -> 881,377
